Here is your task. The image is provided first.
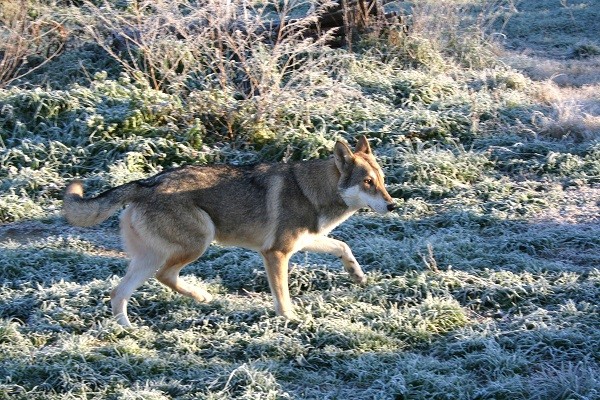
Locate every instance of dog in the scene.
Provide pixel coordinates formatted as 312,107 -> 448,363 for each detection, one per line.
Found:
63,136 -> 395,326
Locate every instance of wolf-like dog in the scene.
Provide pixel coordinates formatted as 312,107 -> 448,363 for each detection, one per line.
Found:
63,136 -> 395,326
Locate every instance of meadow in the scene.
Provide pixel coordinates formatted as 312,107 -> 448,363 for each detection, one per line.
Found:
1,0 -> 599,398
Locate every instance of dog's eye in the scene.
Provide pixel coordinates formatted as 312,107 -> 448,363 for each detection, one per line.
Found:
364,178 -> 374,185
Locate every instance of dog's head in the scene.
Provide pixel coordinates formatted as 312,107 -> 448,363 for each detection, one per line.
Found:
334,136 -> 396,214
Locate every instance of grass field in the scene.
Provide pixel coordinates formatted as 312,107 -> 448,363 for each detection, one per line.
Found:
1,0 -> 599,398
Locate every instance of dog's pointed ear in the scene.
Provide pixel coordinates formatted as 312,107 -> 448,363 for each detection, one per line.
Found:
334,141 -> 354,172
355,135 -> 372,154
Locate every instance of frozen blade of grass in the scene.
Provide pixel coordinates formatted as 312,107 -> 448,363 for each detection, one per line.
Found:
208,362 -> 288,400
528,361 -> 600,400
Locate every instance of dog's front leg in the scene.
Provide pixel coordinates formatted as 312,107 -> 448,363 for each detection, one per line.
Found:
301,236 -> 367,285
260,250 -> 297,319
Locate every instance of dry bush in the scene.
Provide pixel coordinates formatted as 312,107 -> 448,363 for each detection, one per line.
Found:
533,81 -> 600,141
381,0 -> 509,70
502,53 -> 600,87
84,0 -> 339,93
83,0 -> 349,140
0,0 -> 68,87
535,100 -> 599,141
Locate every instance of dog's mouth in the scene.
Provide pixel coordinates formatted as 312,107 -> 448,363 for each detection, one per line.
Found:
340,187 -> 395,213
368,202 -> 395,214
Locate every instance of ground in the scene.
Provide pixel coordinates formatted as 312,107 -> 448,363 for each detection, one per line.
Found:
1,1 -> 599,399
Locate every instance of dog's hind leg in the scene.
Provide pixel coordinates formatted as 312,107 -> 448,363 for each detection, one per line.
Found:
111,207 -> 167,327
301,236 -> 367,285
111,251 -> 165,327
155,209 -> 215,303
155,250 -> 213,303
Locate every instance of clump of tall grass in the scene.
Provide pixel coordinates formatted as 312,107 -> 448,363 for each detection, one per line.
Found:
531,82 -> 600,142
0,0 -> 68,87
364,0 -> 507,70
82,0 -> 352,146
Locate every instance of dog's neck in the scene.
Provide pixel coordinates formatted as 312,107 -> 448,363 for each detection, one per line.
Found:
292,158 -> 350,215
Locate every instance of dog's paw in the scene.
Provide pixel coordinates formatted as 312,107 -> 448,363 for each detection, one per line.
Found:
343,259 -> 367,285
190,288 -> 213,303
350,272 -> 367,285
278,309 -> 299,321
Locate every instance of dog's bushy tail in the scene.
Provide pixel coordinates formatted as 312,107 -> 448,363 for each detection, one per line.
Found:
62,180 -> 139,227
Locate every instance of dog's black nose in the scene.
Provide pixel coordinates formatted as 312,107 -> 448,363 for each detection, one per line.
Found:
387,203 -> 396,212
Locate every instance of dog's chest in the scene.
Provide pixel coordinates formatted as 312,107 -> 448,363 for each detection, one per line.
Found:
317,211 -> 353,236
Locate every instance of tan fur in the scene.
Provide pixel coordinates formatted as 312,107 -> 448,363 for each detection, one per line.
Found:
62,136 -> 395,326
